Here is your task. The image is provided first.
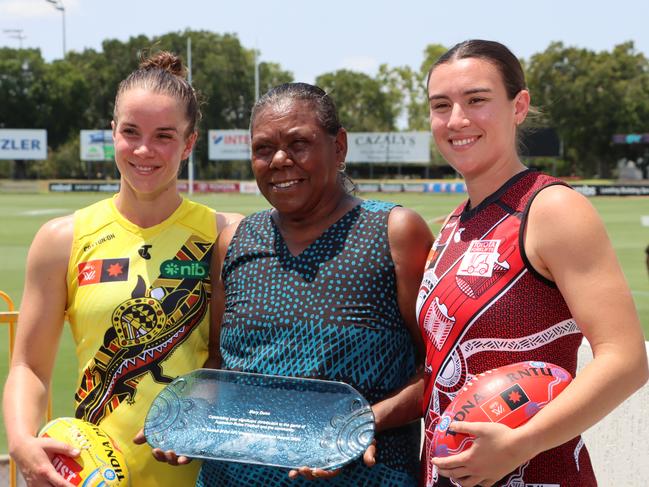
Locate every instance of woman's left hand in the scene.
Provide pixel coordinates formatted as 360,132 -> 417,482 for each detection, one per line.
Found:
431,421 -> 534,487
287,440 -> 376,480
133,429 -> 192,465
288,466 -> 339,481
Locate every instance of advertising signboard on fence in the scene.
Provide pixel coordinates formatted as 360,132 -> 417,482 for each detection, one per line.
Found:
572,184 -> 649,196
208,130 -> 251,160
176,181 -> 241,193
49,182 -> 120,192
612,133 -> 649,144
80,130 -> 114,161
346,132 -> 430,163
0,129 -> 47,160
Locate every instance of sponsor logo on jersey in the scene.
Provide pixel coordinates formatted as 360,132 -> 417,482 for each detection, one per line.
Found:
481,383 -> 530,422
457,239 -> 501,277
75,236 -> 213,424
82,233 -> 116,252
78,258 -> 129,286
138,244 -> 152,260
159,259 -> 209,278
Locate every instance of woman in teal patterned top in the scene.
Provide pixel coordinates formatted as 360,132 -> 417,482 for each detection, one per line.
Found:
158,82 -> 433,485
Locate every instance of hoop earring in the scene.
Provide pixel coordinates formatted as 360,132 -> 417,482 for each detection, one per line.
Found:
338,162 -> 346,173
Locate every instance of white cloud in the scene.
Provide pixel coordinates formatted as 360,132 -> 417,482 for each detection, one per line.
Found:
0,0 -> 79,19
0,0 -> 51,18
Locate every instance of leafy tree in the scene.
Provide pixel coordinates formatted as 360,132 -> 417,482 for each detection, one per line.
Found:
34,136 -> 86,179
32,59 -> 91,147
0,48 -> 47,129
258,61 -> 293,95
1,48 -> 91,177
0,31 -> 293,179
376,44 -> 449,170
7,34 -> 649,181
66,36 -> 148,131
315,69 -> 399,131
375,44 -> 447,132
146,30 -> 292,177
527,41 -> 649,177
0,49 -> 44,178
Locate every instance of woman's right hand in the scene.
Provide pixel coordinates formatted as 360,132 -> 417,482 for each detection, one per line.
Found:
12,435 -> 80,487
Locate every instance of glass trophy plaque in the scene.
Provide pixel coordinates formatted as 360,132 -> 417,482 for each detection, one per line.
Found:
144,369 -> 375,470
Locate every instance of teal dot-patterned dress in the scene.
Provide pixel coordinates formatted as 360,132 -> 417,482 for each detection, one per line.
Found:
197,200 -> 420,486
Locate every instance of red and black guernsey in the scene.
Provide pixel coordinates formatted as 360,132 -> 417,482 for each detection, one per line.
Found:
417,170 -> 596,486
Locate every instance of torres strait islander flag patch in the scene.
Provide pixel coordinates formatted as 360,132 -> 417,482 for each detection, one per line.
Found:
77,258 -> 129,286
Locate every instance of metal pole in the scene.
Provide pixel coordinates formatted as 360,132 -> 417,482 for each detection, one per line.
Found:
45,0 -> 66,58
187,36 -> 194,196
3,29 -> 26,49
254,49 -> 260,101
61,6 -> 66,57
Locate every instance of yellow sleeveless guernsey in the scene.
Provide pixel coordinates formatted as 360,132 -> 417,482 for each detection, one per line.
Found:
66,196 -> 216,486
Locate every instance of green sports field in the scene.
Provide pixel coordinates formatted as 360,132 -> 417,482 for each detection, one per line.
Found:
1,191 -> 648,452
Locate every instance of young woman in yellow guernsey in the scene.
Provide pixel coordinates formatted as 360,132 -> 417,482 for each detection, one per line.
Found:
3,52 -> 242,486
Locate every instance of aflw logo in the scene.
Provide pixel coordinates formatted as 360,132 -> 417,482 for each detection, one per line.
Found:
489,402 -> 505,417
81,266 -> 97,281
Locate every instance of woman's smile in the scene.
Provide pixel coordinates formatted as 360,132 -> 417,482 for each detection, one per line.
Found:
270,178 -> 303,189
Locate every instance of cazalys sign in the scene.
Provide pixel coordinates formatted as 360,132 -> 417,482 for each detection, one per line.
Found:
346,131 -> 430,163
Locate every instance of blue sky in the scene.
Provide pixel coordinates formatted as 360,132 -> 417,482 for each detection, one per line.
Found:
1,0 -> 648,84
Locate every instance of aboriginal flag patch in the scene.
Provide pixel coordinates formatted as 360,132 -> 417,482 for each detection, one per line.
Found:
78,258 -> 129,286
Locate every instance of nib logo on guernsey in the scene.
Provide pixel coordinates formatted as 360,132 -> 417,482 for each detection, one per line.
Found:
160,259 -> 208,279
78,258 -> 129,286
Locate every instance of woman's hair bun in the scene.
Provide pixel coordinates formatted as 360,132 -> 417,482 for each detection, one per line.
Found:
139,51 -> 187,78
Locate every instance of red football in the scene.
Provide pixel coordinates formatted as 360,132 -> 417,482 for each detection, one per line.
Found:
432,361 -> 572,457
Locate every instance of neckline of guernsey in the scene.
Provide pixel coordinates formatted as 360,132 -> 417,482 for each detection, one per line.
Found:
109,195 -> 190,237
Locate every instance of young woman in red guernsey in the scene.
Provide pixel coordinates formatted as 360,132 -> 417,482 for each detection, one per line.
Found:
417,40 -> 648,487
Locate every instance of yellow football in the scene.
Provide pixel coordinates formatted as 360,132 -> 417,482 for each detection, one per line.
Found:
38,417 -> 130,486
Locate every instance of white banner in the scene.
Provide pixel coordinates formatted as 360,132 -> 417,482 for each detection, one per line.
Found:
239,181 -> 261,194
0,129 -> 47,160
208,129 -> 251,161
80,130 -> 114,161
346,131 -> 430,163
